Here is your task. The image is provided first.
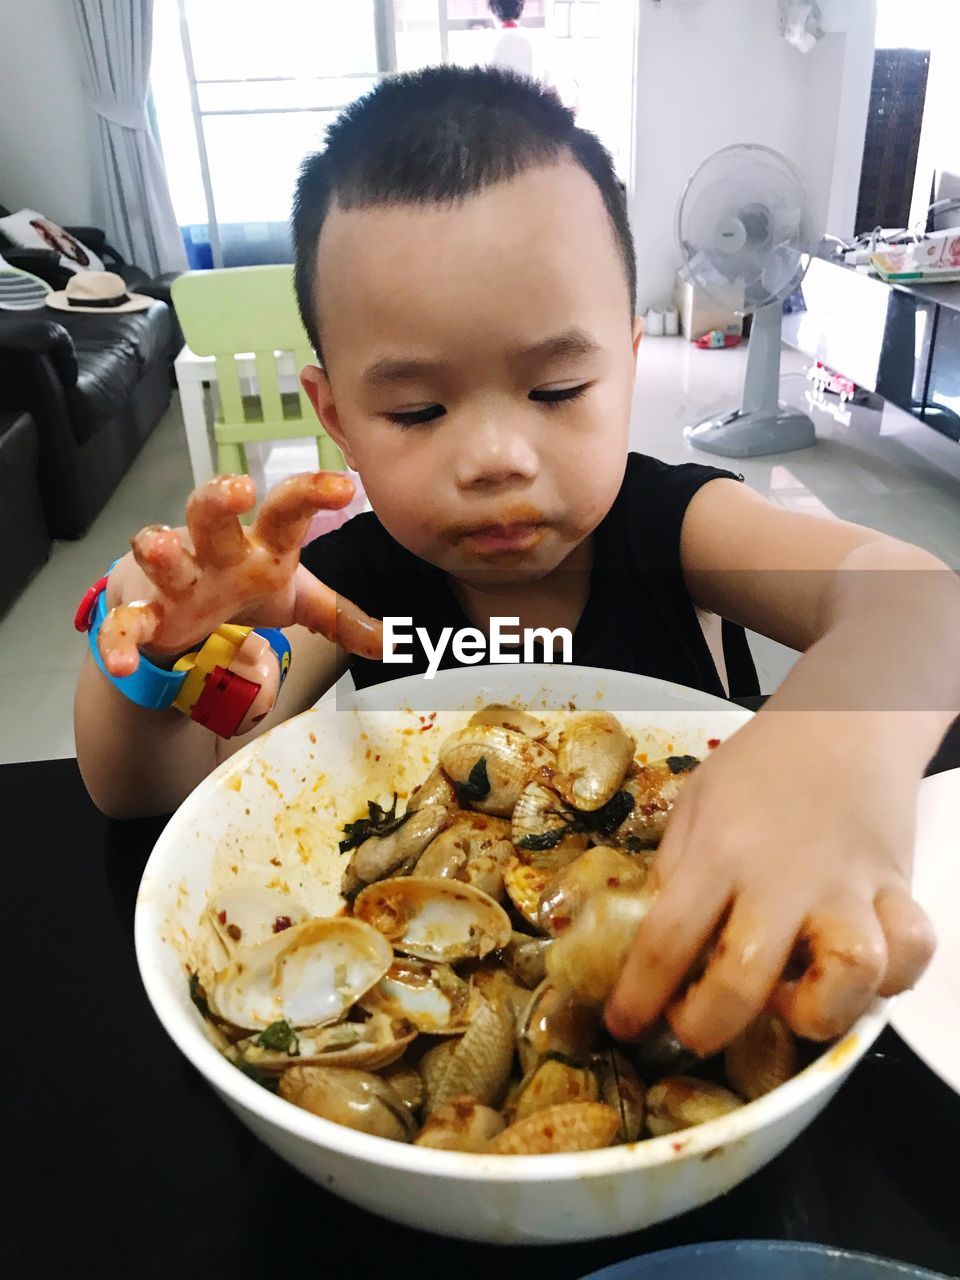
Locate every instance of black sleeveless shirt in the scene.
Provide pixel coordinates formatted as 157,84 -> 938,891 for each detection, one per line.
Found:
300,452 -> 760,700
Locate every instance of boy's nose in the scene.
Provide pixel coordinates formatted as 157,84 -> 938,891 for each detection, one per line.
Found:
454,419 -> 539,491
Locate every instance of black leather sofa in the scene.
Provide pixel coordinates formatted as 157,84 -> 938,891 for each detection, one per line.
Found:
0,410 -> 51,615
0,208 -> 181,539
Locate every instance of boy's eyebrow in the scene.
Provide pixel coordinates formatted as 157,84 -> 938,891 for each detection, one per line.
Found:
361,328 -> 602,386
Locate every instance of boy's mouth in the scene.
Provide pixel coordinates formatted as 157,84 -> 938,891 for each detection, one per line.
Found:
461,521 -> 546,555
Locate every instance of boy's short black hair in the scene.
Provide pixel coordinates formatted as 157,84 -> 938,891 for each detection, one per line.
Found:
489,0 -> 525,20
292,65 -> 636,364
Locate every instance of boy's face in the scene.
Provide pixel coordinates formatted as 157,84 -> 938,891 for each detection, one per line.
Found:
301,160 -> 641,588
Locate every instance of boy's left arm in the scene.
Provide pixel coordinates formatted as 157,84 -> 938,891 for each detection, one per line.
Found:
607,478 -> 960,1056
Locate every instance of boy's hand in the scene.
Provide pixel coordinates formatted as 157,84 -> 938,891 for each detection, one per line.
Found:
98,472 -> 383,676
605,713 -> 936,1056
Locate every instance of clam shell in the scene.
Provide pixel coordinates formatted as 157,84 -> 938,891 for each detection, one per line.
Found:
236,1011 -> 416,1072
593,1048 -> 646,1141
511,1058 -> 600,1122
361,957 -> 480,1034
554,712 -> 635,812
485,1102 -> 621,1155
724,1012 -> 798,1100
537,845 -> 648,937
607,759 -> 696,850
415,1097 -> 506,1151
207,917 -> 393,1031
380,1058 -> 426,1113
353,876 -> 511,963
341,803 -> 450,898
467,704 -> 548,739
503,931 -> 553,989
438,725 -> 555,815
632,1020 -> 697,1079
646,1076 -> 742,1136
415,813 -> 513,900
517,979 -> 602,1074
546,885 -> 657,1005
406,765 -> 458,813
511,778 -> 590,860
421,998 -> 516,1114
503,851 -> 583,931
207,886 -> 309,956
279,1066 -> 415,1141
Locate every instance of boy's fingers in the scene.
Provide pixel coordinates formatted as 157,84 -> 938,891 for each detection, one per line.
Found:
293,571 -> 384,660
131,525 -> 197,598
771,892 -> 887,1041
874,885 -> 936,996
604,870 -> 732,1044
98,601 -> 162,677
186,474 -> 256,569
254,472 -> 355,557
665,894 -> 803,1057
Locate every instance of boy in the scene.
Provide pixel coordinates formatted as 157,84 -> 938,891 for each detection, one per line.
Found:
76,66 -> 955,1058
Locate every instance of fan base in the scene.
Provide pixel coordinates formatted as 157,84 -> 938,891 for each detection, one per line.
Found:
684,406 -> 816,458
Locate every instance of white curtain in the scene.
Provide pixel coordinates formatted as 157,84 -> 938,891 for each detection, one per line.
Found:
72,0 -> 187,275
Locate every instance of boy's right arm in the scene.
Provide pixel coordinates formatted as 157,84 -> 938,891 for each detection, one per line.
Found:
74,472 -> 381,820
75,625 -> 346,819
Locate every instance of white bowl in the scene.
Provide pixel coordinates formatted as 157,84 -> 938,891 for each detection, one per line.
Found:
134,665 -> 890,1244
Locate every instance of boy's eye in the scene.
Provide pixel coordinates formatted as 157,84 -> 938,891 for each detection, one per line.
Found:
530,383 -> 591,407
386,404 -> 446,427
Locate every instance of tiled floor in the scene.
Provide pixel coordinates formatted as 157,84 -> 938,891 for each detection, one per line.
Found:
3,337 -> 959,764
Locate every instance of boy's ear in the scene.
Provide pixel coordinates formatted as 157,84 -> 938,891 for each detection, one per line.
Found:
632,315 -> 644,361
299,365 -> 358,470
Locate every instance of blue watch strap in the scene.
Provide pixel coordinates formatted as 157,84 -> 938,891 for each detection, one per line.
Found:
254,627 -> 292,686
88,589 -> 187,710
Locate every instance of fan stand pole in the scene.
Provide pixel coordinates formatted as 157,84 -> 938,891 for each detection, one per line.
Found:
684,303 -> 817,459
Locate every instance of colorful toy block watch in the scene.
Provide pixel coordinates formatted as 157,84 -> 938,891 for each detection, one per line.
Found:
75,569 -> 291,738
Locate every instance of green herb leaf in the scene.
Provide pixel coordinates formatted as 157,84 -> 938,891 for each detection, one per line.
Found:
590,789 -> 636,837
665,755 -> 699,774
256,1020 -> 300,1055
516,827 -> 566,852
454,757 -> 491,804
188,971 -> 210,1019
238,1061 -> 280,1092
339,791 -> 412,853
625,836 -> 646,853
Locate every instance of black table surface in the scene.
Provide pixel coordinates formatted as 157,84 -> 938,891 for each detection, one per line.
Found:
5,713 -> 960,1279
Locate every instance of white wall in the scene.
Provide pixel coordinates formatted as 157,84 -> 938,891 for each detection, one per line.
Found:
0,0 -> 109,228
629,0 -> 877,311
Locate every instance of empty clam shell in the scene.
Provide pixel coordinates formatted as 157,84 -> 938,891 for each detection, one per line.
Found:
415,1097 -> 506,1151
353,876 -> 511,963
724,1012 -> 798,1100
279,1066 -> 415,1141
485,1102 -> 621,1155
361,957 -> 480,1034
341,803 -> 450,898
420,997 -> 516,1114
646,1076 -> 742,1137
438,725 -> 555,815
517,979 -> 601,1075
546,885 -> 657,1005
207,917 -> 393,1031
207,886 -> 309,956
554,712 -> 635,812
537,845 -> 648,937
511,1058 -> 600,1122
236,1010 -> 416,1072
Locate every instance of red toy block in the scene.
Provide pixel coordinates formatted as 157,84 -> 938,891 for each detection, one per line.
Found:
189,665 -> 260,738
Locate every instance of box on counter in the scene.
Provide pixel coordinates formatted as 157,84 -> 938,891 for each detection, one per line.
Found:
675,272 -> 743,342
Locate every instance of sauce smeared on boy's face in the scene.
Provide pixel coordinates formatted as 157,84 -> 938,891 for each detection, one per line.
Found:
309,159 -> 639,586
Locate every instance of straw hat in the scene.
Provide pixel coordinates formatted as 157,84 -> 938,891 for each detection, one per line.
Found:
46,270 -> 153,314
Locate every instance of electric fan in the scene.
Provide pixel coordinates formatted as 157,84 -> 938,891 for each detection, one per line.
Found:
676,143 -> 819,457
